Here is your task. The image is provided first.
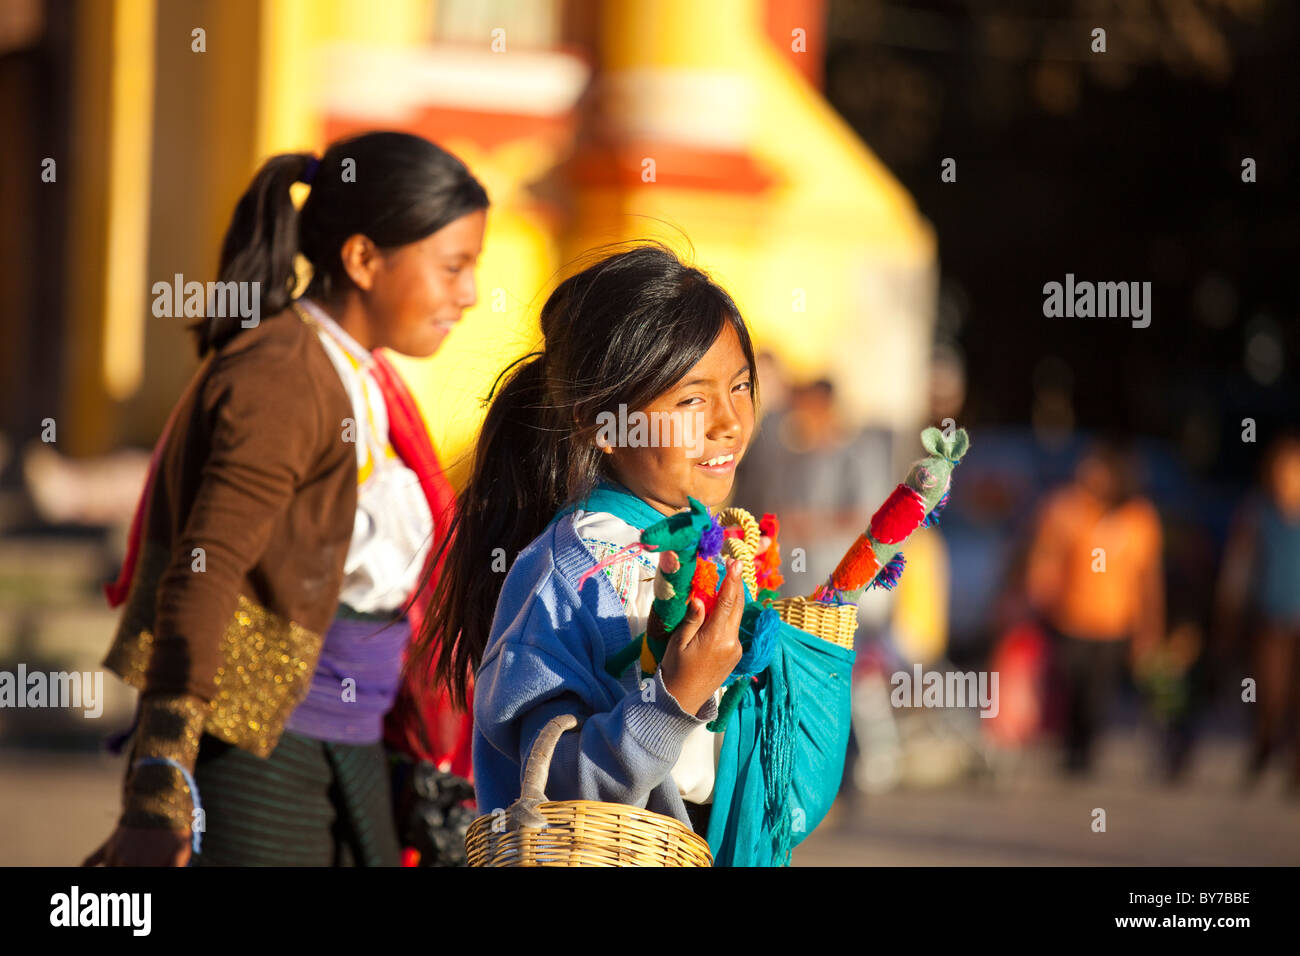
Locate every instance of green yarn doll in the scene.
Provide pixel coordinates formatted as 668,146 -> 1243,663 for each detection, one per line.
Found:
603,497 -> 714,681
600,502 -> 780,733
600,497 -> 780,734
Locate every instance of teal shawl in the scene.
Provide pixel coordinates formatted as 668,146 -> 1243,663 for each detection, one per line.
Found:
553,478 -> 854,866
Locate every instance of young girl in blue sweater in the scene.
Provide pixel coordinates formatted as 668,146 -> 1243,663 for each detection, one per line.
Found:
416,245 -> 853,865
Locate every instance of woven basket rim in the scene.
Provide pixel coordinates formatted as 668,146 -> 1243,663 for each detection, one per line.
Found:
466,798 -> 714,866
468,799 -> 706,839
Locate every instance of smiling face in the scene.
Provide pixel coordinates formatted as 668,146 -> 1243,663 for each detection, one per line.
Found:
368,209 -> 486,357
602,321 -> 755,516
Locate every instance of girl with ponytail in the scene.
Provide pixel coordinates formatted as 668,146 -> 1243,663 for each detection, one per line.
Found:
426,246 -> 862,865
415,244 -> 775,851
87,131 -> 487,867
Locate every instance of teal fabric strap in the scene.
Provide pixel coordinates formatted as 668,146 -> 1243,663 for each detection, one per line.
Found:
550,476 -> 670,533
706,622 -> 855,867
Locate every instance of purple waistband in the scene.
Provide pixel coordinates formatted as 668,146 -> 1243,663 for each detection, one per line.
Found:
283,614 -> 410,745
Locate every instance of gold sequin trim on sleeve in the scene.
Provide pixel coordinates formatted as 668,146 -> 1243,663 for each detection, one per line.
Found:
105,590 -> 322,758
204,597 -> 320,754
120,692 -> 205,831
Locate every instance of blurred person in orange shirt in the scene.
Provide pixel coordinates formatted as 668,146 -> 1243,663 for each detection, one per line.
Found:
1214,432 -> 1300,792
1025,439 -> 1165,774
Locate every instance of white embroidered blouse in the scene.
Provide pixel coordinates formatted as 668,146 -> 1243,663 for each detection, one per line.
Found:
297,298 -> 433,615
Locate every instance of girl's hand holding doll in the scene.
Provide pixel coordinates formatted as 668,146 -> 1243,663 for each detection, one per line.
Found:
659,555 -> 746,715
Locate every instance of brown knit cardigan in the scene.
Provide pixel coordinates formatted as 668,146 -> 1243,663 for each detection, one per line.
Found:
104,306 -> 359,830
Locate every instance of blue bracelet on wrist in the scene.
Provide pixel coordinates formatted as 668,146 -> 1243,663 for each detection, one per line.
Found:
132,757 -> 203,854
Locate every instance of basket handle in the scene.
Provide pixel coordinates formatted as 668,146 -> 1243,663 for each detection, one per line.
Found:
523,712 -> 579,801
505,713 -> 580,830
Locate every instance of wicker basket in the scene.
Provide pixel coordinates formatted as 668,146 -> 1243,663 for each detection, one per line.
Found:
772,595 -> 858,650
465,713 -> 714,867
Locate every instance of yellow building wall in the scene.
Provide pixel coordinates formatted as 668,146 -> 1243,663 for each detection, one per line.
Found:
80,0 -> 933,484
577,0 -> 937,432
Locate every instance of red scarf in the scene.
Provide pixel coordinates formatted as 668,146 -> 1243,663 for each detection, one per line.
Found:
105,349 -> 473,778
369,351 -> 473,779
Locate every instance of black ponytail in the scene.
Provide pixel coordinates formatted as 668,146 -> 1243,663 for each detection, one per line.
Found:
416,243 -> 760,709
196,152 -> 312,355
196,132 -> 488,356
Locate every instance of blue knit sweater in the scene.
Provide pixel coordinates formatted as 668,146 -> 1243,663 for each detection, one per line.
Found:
472,486 -> 718,826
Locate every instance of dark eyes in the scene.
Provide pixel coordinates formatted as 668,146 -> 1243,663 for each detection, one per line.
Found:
677,380 -> 752,406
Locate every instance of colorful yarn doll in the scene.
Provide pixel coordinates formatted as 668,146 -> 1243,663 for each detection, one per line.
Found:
812,425 -> 970,605
600,498 -> 780,734
602,497 -> 713,680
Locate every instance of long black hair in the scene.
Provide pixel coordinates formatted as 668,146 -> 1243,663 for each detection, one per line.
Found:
197,131 -> 489,355
415,242 -> 761,709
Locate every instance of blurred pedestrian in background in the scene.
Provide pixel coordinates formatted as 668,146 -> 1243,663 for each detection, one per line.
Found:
1214,432 -> 1300,793
1024,439 -> 1165,774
